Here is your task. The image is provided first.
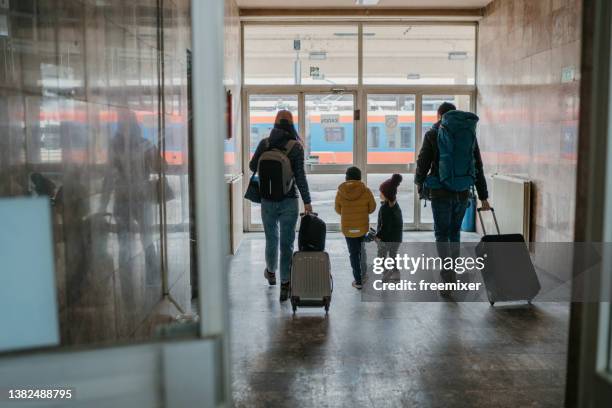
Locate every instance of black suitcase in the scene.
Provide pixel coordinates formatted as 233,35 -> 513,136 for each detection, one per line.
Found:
298,213 -> 326,252
475,208 -> 540,306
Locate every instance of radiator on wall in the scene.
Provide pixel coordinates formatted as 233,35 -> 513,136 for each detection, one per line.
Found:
480,174 -> 531,240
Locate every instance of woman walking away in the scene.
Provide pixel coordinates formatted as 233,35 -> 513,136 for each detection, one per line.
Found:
376,174 -> 404,281
249,110 -> 312,302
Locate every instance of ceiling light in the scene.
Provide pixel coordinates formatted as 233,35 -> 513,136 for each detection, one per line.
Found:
407,73 -> 420,80
448,52 -> 468,60
355,0 -> 380,5
309,51 -> 327,60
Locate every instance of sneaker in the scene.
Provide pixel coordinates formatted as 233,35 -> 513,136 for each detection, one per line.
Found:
352,281 -> 363,290
280,281 -> 291,302
439,289 -> 452,299
264,268 -> 276,286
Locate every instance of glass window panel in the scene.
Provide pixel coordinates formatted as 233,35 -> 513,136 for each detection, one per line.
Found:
363,25 -> 476,85
367,94 -> 415,166
366,173 -> 414,225
248,94 -> 299,226
244,25 -> 358,85
305,93 -> 355,225
305,93 -> 354,166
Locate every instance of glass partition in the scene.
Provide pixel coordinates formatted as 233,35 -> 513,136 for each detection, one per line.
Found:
242,23 -> 477,231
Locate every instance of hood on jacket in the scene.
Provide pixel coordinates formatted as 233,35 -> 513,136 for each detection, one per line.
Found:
338,180 -> 367,201
268,122 -> 298,149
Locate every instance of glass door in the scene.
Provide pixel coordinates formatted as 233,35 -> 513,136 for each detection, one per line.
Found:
246,94 -> 299,229
365,94 -> 420,228
304,92 -> 356,227
245,92 -> 355,230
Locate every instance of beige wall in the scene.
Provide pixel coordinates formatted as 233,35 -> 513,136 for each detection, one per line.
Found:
477,0 -> 582,242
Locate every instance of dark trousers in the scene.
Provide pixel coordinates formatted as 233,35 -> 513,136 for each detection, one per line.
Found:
376,241 -> 401,261
431,194 -> 469,283
345,236 -> 365,284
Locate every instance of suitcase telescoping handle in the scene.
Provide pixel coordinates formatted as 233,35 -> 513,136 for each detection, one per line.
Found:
477,207 -> 501,235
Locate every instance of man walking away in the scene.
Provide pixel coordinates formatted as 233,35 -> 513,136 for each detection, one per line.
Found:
415,102 -> 490,289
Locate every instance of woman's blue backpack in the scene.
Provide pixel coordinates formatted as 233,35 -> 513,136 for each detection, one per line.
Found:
425,110 -> 479,193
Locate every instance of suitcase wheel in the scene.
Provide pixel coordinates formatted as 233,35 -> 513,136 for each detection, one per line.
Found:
324,297 -> 330,314
489,301 -> 495,306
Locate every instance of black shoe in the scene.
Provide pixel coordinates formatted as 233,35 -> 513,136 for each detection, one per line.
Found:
264,268 -> 276,286
439,289 -> 452,299
280,282 -> 291,302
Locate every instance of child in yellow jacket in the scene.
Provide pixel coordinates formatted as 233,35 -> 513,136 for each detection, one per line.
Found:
335,166 -> 376,289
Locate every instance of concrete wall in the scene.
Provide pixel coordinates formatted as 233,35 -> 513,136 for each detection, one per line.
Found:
477,0 -> 582,242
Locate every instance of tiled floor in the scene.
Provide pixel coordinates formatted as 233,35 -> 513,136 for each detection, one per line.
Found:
230,233 -> 569,408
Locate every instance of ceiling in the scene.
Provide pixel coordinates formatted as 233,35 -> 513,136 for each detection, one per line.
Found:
236,0 -> 491,8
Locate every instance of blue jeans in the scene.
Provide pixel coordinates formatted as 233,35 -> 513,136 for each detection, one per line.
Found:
431,195 -> 469,282
345,236 -> 366,285
431,195 -> 469,243
261,198 -> 299,283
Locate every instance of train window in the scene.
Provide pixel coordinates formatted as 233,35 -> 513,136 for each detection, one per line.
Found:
400,127 -> 413,149
368,126 -> 380,148
324,127 -> 345,143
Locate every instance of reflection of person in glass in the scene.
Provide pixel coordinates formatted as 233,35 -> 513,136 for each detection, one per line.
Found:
100,109 -> 163,289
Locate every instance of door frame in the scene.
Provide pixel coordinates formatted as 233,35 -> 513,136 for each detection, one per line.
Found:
243,85 -> 476,232
241,20 -> 478,232
566,0 -> 612,406
361,89 -> 476,230
242,87 -> 358,232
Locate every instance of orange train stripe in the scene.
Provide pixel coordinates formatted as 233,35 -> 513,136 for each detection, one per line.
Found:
310,151 -> 415,165
250,116 -> 300,124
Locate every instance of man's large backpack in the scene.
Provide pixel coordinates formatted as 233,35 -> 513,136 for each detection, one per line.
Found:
257,138 -> 298,201
425,110 -> 479,193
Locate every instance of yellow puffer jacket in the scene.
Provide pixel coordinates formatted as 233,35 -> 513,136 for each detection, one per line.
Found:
335,180 -> 376,237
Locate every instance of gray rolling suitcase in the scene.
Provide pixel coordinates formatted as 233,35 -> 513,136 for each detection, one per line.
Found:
475,208 -> 540,306
290,251 -> 332,314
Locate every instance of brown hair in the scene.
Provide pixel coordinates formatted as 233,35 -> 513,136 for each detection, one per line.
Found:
275,110 -> 294,125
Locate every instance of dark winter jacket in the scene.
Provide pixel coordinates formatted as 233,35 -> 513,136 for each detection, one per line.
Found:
376,202 -> 403,243
249,124 -> 311,204
415,121 -> 489,200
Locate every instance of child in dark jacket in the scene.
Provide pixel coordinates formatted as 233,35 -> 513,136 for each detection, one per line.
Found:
376,174 -> 404,281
